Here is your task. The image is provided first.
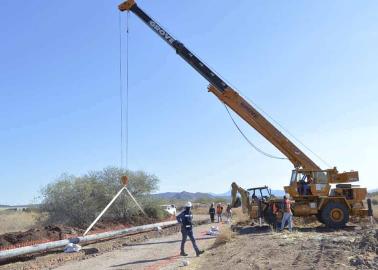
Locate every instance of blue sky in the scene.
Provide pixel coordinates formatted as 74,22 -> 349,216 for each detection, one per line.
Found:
1,0 -> 377,205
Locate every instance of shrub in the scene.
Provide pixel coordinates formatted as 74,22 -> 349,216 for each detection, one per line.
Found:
40,167 -> 160,228
143,205 -> 169,220
232,207 -> 250,226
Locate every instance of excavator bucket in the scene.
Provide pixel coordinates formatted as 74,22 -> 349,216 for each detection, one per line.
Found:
231,182 -> 251,214
233,197 -> 242,208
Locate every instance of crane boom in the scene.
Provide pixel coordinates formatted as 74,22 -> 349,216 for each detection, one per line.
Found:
118,0 -> 320,170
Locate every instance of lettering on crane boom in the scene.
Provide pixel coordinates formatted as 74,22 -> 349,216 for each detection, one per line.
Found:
240,102 -> 258,119
149,20 -> 175,44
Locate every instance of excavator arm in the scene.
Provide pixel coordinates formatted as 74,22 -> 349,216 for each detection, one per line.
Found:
231,182 -> 251,214
118,0 -> 320,170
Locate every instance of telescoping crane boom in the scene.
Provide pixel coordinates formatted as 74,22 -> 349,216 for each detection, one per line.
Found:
118,0 -> 369,228
118,0 -> 318,170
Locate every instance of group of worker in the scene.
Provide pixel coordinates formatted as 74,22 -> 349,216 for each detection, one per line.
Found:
176,196 -> 293,256
208,202 -> 232,223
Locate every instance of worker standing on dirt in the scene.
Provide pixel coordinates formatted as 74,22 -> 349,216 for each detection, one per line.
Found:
209,203 -> 215,223
280,195 -> 293,232
176,202 -> 205,257
226,203 -> 232,223
216,203 -> 223,223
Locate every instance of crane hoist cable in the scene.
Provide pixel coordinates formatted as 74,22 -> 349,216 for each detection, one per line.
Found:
125,11 -> 129,171
118,11 -> 130,170
235,90 -> 332,168
196,52 -> 329,167
223,104 -> 287,160
191,50 -> 329,166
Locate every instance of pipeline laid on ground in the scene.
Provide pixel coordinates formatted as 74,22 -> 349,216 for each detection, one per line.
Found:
0,220 -> 178,261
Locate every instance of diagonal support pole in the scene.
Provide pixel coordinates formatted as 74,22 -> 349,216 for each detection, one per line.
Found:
124,186 -> 146,216
83,185 -> 147,236
83,186 -> 126,236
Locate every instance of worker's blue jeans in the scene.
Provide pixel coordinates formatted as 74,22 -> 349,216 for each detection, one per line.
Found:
280,212 -> 293,232
181,227 -> 199,254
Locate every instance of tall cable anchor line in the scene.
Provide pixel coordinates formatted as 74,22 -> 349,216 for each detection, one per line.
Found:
118,11 -> 124,169
118,11 -> 130,171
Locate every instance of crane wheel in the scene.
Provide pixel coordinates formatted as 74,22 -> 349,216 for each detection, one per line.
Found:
320,201 -> 349,229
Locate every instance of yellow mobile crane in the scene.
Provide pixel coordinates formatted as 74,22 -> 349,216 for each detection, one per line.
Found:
118,0 -> 368,228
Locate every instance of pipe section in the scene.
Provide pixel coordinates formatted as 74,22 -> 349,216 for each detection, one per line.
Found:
0,220 -> 178,261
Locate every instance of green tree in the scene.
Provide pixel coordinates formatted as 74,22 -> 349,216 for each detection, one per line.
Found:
40,167 -> 164,228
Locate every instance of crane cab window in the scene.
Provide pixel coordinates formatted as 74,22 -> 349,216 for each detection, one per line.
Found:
291,170 -> 328,184
291,170 -> 329,196
313,171 -> 328,184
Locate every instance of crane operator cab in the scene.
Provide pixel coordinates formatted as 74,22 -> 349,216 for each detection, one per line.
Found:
284,168 -> 368,227
285,168 -> 365,199
285,170 -> 330,197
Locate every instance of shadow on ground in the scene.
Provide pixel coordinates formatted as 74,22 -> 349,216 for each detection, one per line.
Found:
123,236 -> 213,247
110,255 -> 180,268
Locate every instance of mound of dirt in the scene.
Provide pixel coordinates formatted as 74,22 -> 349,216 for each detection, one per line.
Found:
0,225 -> 80,248
0,216 -> 173,249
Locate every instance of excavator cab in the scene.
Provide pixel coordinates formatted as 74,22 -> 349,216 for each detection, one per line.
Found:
247,186 -> 272,202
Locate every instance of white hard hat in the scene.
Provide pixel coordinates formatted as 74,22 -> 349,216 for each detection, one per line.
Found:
185,201 -> 192,208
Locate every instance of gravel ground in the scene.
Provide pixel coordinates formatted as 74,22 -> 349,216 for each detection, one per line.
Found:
2,216 -> 376,270
53,223 -> 217,270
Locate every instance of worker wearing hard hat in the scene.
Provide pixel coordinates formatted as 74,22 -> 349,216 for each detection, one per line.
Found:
176,201 -> 205,257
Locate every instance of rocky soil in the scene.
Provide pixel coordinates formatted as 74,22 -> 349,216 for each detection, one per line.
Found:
1,217 -> 376,270
197,224 -> 378,270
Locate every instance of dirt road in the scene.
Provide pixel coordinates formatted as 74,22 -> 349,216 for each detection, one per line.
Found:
2,220 -> 376,270
54,223 -> 377,270
54,223 -> 217,270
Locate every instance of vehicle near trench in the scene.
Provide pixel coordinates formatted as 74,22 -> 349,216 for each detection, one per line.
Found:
161,204 -> 177,216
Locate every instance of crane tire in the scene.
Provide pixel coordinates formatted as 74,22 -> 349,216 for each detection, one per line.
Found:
320,201 -> 349,229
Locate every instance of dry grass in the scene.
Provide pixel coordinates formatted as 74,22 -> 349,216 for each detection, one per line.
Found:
367,193 -> 378,221
213,225 -> 234,247
191,205 -> 210,215
0,211 -> 46,234
232,207 -> 250,226
373,205 -> 378,220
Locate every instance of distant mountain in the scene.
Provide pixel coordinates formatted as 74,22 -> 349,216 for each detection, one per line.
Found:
154,188 -> 285,201
153,191 -> 217,201
0,204 -> 39,209
211,189 -> 285,197
210,191 -> 231,197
